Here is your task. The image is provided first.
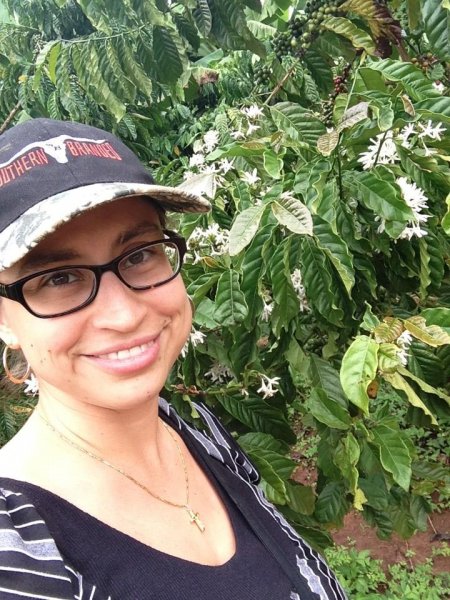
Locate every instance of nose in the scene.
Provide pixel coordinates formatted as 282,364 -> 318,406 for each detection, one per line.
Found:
90,271 -> 148,331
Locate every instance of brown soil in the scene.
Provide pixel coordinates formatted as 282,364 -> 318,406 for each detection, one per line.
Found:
332,509 -> 450,573
293,465 -> 450,572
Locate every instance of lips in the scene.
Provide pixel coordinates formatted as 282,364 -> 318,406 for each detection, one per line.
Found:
85,336 -> 161,375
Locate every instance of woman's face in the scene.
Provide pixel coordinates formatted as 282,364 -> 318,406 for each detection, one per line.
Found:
0,197 -> 192,412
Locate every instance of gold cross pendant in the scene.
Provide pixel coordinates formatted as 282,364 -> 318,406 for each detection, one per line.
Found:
185,507 -> 206,532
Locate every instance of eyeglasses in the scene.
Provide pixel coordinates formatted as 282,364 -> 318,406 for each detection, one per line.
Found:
0,230 -> 187,318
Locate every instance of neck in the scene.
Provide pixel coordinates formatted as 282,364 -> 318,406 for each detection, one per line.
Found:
33,389 -> 164,468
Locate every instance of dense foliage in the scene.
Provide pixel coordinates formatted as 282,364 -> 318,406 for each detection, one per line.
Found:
0,0 -> 449,550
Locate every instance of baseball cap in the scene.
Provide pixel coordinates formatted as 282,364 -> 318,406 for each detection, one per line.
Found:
0,118 -> 210,270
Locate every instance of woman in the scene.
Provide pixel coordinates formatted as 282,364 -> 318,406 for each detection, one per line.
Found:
0,118 -> 346,600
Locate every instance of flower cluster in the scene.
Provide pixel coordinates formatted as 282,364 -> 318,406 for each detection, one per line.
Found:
257,374 -> 281,399
205,362 -> 234,384
396,330 -> 413,366
187,223 -> 230,262
180,328 -> 206,358
291,268 -> 309,312
358,121 -> 447,170
358,131 -> 399,170
396,177 -> 430,240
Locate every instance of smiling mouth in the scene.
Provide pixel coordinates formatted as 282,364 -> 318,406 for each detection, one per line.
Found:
96,341 -> 155,361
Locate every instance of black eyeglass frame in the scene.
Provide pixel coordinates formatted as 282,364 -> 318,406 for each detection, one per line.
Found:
0,230 -> 187,319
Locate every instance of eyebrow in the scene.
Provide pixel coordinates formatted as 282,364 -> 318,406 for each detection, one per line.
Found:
18,221 -> 162,276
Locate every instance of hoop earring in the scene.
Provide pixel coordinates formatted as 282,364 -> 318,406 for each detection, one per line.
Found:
2,345 -> 31,384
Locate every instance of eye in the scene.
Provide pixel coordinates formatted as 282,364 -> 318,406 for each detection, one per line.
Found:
122,246 -> 162,269
41,270 -> 84,287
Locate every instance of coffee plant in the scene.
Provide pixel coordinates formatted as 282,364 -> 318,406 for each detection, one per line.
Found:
0,0 -> 448,550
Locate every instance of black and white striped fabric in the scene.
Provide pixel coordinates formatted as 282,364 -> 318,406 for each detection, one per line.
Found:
0,399 -> 347,599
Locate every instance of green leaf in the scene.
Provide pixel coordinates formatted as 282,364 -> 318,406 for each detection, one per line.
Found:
344,171 -> 414,235
229,325 -> 259,376
71,44 -> 126,122
316,130 -> 339,156
443,193 -> 450,234
194,0 -> 212,35
313,216 -> 355,296
262,150 -> 283,179
422,0 -> 450,60
270,102 -> 326,147
383,371 -> 439,425
271,195 -> 313,235
238,432 -> 289,454
306,388 -> 351,430
300,237 -> 344,326
340,336 -> 379,414
217,393 -> 295,442
229,204 -> 267,255
421,307 -> 450,335
314,481 -> 349,525
246,448 -> 296,498
415,97 -> 450,123
404,316 -> 450,347
32,40 -> 59,91
153,26 -> 183,84
371,425 -> 412,490
334,432 -> 366,510
397,366 -> 450,406
241,224 -> 273,327
374,317 -> 404,343
269,237 -> 300,328
367,59 -> 441,101
309,355 -> 348,407
115,35 -> 152,98
213,270 -> 248,325
286,482 -> 316,516
322,15 -> 376,54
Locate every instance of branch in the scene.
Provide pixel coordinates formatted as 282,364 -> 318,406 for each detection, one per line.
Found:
0,102 -> 21,135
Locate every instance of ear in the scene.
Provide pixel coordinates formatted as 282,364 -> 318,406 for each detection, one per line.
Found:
0,302 -> 20,349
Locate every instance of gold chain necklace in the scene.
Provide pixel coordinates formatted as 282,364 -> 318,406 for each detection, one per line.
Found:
37,411 -> 205,532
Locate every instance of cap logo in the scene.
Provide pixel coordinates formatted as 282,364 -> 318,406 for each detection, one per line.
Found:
0,135 -> 122,189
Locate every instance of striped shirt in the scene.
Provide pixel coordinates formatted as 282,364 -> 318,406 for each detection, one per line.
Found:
0,399 -> 347,600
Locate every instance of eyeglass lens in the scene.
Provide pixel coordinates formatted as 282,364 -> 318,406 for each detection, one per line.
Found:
21,242 -> 180,316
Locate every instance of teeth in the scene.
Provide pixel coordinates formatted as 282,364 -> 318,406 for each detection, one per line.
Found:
98,342 -> 153,360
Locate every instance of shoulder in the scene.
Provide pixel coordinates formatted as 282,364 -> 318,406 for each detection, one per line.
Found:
0,485 -> 75,598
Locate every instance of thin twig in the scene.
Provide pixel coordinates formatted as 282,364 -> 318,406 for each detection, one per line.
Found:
0,102 -> 21,135
264,61 -> 299,105
428,515 -> 438,535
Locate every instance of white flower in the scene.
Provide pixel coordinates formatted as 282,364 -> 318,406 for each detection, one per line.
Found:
203,130 -> 220,152
23,373 -> 39,396
246,123 -> 260,136
231,130 -> 245,140
180,328 -> 206,357
241,104 -> 264,120
396,177 -> 430,240
433,81 -> 445,93
189,153 -> 205,168
358,131 -> 400,170
205,362 -> 233,384
290,269 -> 309,312
418,120 -> 446,141
200,164 -> 219,174
257,374 -> 281,399
219,158 -> 234,174
183,170 -> 196,181
188,223 -> 229,258
396,330 -> 413,366
262,300 -> 273,322
399,123 -> 416,148
241,169 -> 260,186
